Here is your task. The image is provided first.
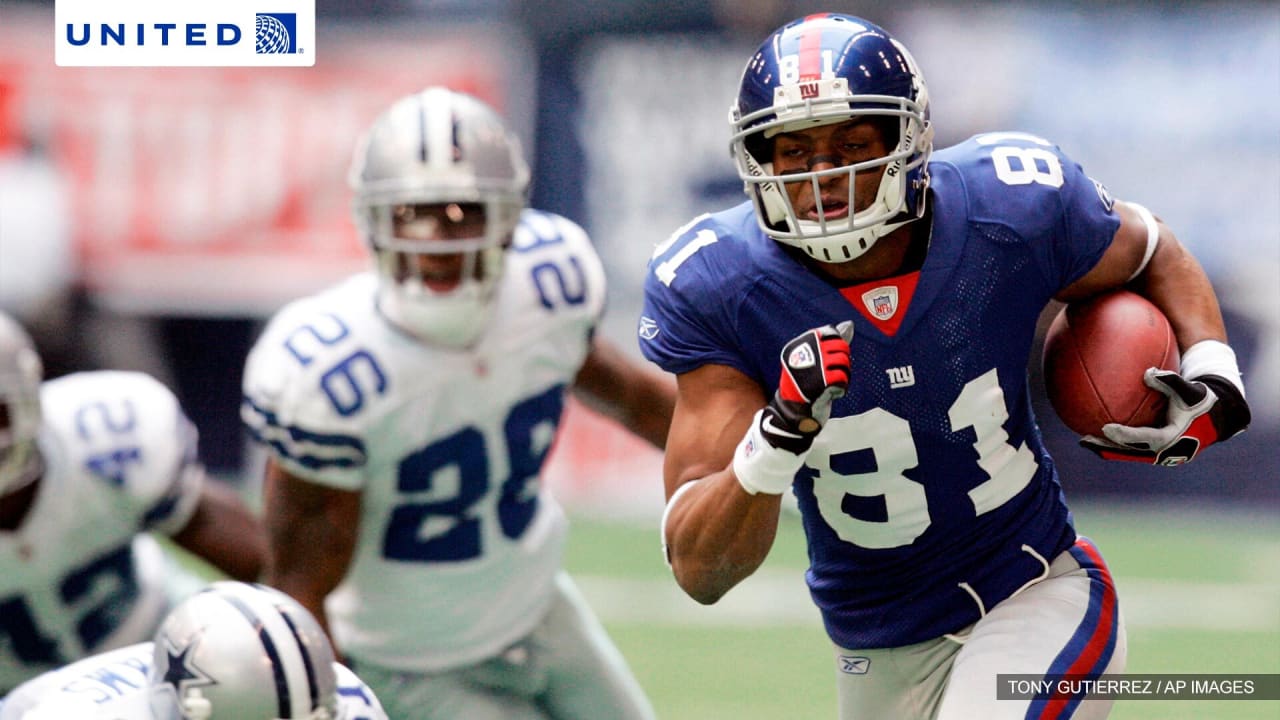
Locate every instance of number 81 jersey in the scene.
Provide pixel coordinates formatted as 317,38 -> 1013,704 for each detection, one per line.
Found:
242,210 -> 605,671
640,134 -> 1121,650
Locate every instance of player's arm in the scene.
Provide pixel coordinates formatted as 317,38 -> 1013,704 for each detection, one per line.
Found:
261,458 -> 360,645
1056,201 -> 1225,346
571,334 -> 676,450
1058,201 -> 1249,463
660,363 -> 783,605
664,321 -> 852,603
170,473 -> 267,581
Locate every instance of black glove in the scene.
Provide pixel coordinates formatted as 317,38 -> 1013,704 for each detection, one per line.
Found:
1080,370 -> 1250,466
758,321 -> 854,455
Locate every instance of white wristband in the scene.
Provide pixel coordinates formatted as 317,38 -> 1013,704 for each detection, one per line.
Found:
732,409 -> 806,495
1179,339 -> 1245,397
1126,202 -> 1160,282
660,480 -> 700,569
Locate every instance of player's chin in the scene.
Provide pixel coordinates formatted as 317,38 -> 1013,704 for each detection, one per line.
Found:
423,278 -> 462,293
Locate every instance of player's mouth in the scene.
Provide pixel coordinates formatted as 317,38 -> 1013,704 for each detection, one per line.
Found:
808,198 -> 849,221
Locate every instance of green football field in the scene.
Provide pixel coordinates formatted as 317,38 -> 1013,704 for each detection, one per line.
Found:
562,504 -> 1280,720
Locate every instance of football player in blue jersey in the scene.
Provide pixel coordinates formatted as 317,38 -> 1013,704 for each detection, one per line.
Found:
642,13 -> 1251,720
241,88 -> 672,719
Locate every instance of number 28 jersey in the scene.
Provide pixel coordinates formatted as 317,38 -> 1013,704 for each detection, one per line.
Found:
640,134 -> 1121,649
242,210 -> 605,671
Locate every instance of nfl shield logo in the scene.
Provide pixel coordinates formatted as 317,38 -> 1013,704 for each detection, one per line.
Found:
861,286 -> 899,321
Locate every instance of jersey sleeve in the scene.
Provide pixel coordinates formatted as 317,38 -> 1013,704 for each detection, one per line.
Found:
241,297 -> 371,492
512,210 -> 608,337
41,371 -> 205,536
639,215 -> 755,378
957,133 -> 1120,294
0,643 -> 152,719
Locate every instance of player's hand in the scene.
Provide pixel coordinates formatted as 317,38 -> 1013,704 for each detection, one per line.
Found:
759,321 -> 855,455
1079,369 -> 1250,466
735,321 -> 854,495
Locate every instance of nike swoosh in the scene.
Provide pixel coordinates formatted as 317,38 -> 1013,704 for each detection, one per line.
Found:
762,415 -> 803,439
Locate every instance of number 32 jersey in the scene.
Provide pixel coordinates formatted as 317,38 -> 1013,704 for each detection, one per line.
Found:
242,210 -> 605,671
0,372 -> 205,692
640,134 -> 1121,650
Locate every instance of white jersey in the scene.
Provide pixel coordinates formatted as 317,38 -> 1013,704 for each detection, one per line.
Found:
0,642 -> 388,720
0,372 -> 205,692
242,210 -> 606,671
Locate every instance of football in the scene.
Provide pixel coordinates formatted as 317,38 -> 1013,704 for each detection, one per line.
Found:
1042,290 -> 1180,437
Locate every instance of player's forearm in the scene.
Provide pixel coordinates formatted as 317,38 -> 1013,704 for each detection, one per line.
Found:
1130,229 -> 1227,351
664,468 -> 782,604
172,482 -> 267,581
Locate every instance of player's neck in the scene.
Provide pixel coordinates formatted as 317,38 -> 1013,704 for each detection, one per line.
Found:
809,213 -> 932,286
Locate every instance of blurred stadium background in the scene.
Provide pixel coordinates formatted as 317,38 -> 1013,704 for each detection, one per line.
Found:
2,1 -> 1276,717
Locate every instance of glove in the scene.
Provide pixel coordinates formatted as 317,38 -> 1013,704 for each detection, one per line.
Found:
1080,370 -> 1250,466
734,321 -> 854,494
762,321 -> 855,452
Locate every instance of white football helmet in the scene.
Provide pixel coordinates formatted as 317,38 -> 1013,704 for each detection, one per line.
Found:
0,311 -> 43,495
349,86 -> 529,347
148,582 -> 339,720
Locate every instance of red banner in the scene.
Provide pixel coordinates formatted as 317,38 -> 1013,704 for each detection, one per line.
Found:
1,8 -> 529,315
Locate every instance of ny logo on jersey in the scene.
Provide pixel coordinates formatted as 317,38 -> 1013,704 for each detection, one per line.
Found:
886,365 -> 915,389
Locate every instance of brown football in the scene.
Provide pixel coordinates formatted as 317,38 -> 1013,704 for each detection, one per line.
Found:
1043,290 -> 1180,437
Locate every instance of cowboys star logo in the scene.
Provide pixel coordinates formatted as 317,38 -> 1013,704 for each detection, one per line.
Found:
157,633 -> 216,699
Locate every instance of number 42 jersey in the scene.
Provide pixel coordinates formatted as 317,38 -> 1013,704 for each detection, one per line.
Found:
640,134 -> 1121,650
242,210 -> 605,671
0,372 -> 205,692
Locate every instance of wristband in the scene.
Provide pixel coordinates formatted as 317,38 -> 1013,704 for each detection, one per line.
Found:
733,409 -> 806,495
1179,340 -> 1245,397
1125,202 -> 1160,282
660,480 -> 700,568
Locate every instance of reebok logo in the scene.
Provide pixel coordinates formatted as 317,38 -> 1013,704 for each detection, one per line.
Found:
839,656 -> 870,675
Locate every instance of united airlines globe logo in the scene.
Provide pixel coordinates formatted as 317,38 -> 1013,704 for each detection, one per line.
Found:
255,13 -> 297,54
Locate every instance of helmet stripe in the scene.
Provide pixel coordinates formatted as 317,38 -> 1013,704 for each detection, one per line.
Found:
220,592 -> 293,718
417,100 -> 429,164
277,606 -> 322,713
797,19 -> 823,80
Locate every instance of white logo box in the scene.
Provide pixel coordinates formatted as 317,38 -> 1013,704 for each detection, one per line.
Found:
56,0 -> 315,67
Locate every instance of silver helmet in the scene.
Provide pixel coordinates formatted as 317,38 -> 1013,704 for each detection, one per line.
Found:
0,312 -> 43,495
148,582 -> 339,720
349,87 -> 530,347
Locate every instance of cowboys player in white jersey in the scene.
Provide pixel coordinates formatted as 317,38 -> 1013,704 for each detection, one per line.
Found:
241,87 -> 673,719
0,581 -> 388,720
0,312 -> 266,694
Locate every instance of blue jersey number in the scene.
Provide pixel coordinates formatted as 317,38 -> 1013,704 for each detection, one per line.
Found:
0,544 -> 139,668
382,384 -> 565,563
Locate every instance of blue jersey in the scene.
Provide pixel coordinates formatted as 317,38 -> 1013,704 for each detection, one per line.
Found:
640,133 -> 1120,649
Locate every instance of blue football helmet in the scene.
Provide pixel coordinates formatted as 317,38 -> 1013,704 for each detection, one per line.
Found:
730,14 -> 933,263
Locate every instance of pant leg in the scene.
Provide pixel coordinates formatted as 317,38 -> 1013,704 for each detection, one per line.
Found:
938,537 -> 1127,720
530,572 -> 657,720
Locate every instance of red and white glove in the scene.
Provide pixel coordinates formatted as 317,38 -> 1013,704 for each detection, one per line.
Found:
734,321 -> 853,494
1080,341 -> 1251,466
